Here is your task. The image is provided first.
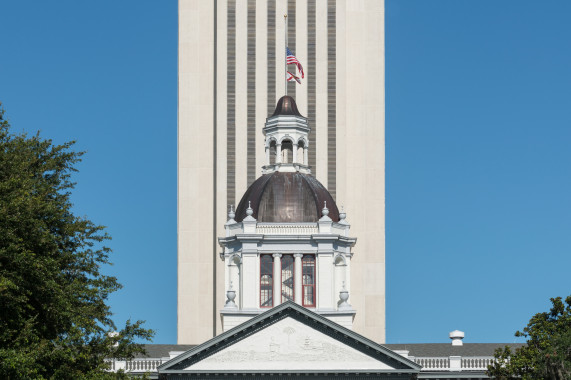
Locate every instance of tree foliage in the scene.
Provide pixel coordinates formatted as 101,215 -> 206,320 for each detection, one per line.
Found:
0,103 -> 154,379
487,295 -> 571,380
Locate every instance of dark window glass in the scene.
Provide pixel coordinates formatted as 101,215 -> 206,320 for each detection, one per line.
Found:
260,255 -> 273,307
302,255 -> 315,307
281,255 -> 294,302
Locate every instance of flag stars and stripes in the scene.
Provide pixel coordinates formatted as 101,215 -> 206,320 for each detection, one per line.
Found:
286,47 -> 304,80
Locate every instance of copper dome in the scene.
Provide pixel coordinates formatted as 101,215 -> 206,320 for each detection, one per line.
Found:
271,95 -> 303,117
234,172 -> 339,223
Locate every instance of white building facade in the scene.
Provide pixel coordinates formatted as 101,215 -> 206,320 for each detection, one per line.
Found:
178,0 -> 386,345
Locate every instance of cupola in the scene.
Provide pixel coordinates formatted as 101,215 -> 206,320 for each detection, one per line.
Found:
263,95 -> 310,174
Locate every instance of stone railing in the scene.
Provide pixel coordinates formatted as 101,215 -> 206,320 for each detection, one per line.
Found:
461,356 -> 493,370
414,357 -> 450,370
108,355 -> 494,374
256,223 -> 318,235
106,358 -> 166,373
413,355 -> 493,372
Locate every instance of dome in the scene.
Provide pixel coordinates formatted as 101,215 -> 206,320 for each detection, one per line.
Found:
271,95 -> 303,117
234,172 -> 339,223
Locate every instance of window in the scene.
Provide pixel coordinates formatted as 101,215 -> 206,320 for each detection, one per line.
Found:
269,140 -> 277,165
281,139 -> 293,163
302,255 -> 316,307
260,255 -> 273,307
281,255 -> 294,302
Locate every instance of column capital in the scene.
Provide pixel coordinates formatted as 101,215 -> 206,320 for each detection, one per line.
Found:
272,253 -> 282,258
293,253 -> 304,258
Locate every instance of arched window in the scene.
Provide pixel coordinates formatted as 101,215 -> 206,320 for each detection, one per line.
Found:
281,139 -> 293,163
281,255 -> 294,302
297,140 -> 305,164
302,255 -> 316,307
269,140 -> 277,165
260,255 -> 273,307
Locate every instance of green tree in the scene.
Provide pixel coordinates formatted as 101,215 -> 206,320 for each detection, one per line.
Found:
487,295 -> 571,380
0,103 -> 154,379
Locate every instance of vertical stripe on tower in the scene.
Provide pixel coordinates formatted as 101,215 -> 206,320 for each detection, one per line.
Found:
286,0 -> 296,97
227,0 -> 236,206
247,0 -> 256,185
307,0 -> 316,171
327,0 -> 336,199
267,0 -> 276,115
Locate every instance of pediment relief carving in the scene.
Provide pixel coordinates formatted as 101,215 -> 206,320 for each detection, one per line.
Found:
186,317 -> 394,371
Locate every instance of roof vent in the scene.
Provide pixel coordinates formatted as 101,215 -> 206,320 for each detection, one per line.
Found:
449,330 -> 465,346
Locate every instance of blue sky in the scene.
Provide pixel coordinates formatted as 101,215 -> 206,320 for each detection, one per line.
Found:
1,1 -> 569,344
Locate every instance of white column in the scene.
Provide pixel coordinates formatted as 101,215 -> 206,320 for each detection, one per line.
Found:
178,0 -> 216,345
294,253 -> 303,304
344,0 -> 386,343
276,143 -> 282,163
241,252 -> 258,309
265,145 -> 270,165
317,252 -> 334,310
272,253 -> 282,306
293,143 -> 298,163
304,146 -> 308,166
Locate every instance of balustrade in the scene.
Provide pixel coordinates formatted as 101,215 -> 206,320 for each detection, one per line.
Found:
125,359 -> 164,372
461,357 -> 493,370
109,355 -> 494,374
256,223 -> 318,235
415,357 -> 450,370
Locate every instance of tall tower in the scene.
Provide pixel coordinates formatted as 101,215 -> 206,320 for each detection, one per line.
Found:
178,0 -> 385,344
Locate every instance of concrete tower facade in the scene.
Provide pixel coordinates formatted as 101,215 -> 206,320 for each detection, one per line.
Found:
178,0 -> 385,344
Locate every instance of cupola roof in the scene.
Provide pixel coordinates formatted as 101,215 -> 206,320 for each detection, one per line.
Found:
234,172 -> 339,223
271,95 -> 303,117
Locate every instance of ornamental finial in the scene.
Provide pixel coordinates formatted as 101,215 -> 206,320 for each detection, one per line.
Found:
322,201 -> 329,217
338,281 -> 351,310
246,201 -> 253,216
339,205 -> 346,220
228,204 -> 235,220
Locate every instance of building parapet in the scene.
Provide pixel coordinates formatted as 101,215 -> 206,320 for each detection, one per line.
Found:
107,354 -> 495,376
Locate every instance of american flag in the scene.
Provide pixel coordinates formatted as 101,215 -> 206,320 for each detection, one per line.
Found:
287,71 -> 301,84
286,47 -> 304,79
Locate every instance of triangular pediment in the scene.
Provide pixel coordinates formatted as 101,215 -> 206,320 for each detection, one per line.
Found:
187,316 -> 392,371
159,302 -> 420,376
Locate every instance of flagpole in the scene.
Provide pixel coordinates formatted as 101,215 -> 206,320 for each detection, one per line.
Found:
284,14 -> 288,96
